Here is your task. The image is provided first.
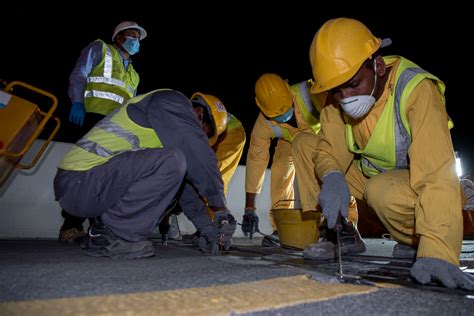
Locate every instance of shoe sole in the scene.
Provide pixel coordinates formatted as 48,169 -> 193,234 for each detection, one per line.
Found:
303,242 -> 366,260
85,242 -> 156,259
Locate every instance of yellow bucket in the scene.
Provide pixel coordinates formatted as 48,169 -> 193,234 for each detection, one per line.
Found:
272,208 -> 320,250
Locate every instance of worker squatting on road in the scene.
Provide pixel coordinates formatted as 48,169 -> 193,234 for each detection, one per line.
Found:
59,21 -> 147,244
305,17 -> 474,290
159,93 -> 246,239
191,93 -> 246,197
243,73 -> 340,247
53,89 -> 237,259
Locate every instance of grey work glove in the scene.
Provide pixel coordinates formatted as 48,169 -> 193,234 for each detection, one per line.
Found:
410,257 -> 474,290
214,209 -> 237,251
198,225 -> 219,255
242,208 -> 259,238
319,172 -> 350,229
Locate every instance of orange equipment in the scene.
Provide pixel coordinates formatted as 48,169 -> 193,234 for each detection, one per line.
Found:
0,81 -> 60,186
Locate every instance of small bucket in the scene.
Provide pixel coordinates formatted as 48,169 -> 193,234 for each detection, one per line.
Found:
272,207 -> 320,250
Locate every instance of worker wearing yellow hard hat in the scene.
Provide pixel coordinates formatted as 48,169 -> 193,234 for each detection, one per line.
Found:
305,17 -> 473,290
55,89 -> 237,258
244,73 -> 329,247
158,92 -> 246,240
190,92 -> 246,195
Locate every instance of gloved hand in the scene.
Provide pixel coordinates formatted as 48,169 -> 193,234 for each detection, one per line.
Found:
198,225 -> 219,255
319,172 -> 350,229
69,101 -> 85,126
242,208 -> 259,238
410,257 -> 474,290
213,209 -> 237,251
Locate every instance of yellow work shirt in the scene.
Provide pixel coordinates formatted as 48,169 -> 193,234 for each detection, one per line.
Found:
213,114 -> 246,195
314,57 -> 463,265
245,103 -> 314,194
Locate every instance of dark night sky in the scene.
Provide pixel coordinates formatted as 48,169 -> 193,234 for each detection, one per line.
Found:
3,5 -> 473,174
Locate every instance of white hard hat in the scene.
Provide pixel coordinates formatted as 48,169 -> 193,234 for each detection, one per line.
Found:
112,21 -> 147,41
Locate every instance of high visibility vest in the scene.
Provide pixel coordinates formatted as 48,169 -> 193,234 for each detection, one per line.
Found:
59,90 -> 165,171
265,80 -> 322,142
226,113 -> 243,132
345,56 -> 453,177
84,40 -> 140,115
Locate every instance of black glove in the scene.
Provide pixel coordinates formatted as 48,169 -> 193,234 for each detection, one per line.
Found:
410,257 -> 474,290
242,208 -> 259,238
213,209 -> 237,251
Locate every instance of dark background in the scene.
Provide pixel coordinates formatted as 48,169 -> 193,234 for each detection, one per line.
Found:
3,5 -> 472,174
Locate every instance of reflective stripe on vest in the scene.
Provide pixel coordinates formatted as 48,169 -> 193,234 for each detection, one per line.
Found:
76,110 -> 140,158
84,90 -> 124,105
58,93 -> 163,171
84,41 -> 139,115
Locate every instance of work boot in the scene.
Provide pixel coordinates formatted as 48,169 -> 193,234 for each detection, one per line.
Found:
262,230 -> 280,247
303,220 -> 366,260
83,221 -> 155,259
392,242 -> 417,259
58,227 -> 86,245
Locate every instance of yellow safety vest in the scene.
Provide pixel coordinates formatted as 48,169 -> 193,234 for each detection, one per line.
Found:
59,91 -> 164,171
84,40 -> 140,115
345,55 -> 452,177
265,80 -> 322,142
227,113 -> 242,131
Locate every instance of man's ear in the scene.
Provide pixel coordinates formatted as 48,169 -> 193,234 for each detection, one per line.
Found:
375,56 -> 387,77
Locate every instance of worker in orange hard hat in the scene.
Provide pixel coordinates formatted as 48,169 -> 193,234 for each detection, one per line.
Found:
59,20 -> 148,245
306,17 -> 474,291
244,73 -> 338,248
191,93 -> 246,195
158,92 -> 246,244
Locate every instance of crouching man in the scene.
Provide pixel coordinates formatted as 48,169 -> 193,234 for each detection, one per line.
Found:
54,89 -> 236,259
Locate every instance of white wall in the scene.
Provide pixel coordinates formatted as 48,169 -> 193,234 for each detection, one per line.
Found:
0,140 -> 282,239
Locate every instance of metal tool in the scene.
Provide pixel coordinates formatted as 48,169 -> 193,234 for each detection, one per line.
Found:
335,217 -> 343,278
334,216 -> 366,284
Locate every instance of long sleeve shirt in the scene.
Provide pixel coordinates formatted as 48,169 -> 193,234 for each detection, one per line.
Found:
128,90 -> 226,209
314,57 -> 463,264
245,107 -> 314,194
68,40 -> 134,103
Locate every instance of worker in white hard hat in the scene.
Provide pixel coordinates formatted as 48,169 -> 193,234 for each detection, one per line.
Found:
59,21 -> 147,244
306,17 -> 474,290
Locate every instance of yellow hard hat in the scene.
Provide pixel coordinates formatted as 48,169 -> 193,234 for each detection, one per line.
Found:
309,18 -> 389,94
191,92 -> 228,146
255,73 -> 293,118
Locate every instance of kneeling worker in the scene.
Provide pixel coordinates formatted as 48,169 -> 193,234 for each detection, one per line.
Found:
54,89 -> 236,258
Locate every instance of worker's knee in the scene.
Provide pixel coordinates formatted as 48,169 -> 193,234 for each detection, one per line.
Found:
365,175 -> 391,216
161,148 -> 187,179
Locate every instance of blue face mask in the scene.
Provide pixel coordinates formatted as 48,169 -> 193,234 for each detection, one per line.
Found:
273,107 -> 294,123
122,37 -> 140,55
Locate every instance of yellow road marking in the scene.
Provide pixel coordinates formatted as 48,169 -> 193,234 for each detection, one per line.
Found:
1,275 -> 380,316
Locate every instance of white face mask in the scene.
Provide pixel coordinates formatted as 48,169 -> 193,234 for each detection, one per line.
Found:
339,61 -> 378,119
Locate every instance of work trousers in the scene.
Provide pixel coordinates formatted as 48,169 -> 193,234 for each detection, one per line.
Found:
54,148 -> 186,242
345,163 -> 463,265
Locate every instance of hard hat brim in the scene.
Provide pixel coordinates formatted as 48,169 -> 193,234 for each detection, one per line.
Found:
112,25 -> 147,41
